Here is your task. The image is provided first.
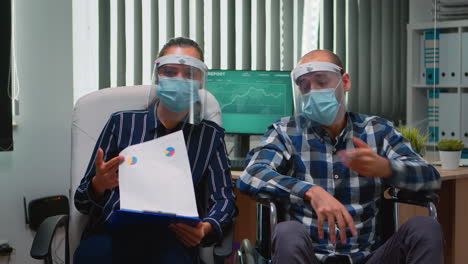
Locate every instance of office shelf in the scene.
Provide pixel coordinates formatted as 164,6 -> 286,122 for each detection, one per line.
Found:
407,20 -> 468,149
411,84 -> 459,89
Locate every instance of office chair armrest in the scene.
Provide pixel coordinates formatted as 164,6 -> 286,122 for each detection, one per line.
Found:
213,220 -> 235,258
30,214 -> 69,261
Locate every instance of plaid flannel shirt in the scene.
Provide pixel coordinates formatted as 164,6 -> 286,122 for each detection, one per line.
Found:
237,112 -> 440,263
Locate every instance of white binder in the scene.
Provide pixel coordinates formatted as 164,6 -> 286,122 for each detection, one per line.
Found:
462,93 -> 468,146
420,33 -> 426,84
439,92 -> 460,141
462,32 -> 468,85
438,32 -> 460,85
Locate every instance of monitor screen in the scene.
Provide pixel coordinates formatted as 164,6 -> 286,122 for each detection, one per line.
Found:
206,70 -> 293,135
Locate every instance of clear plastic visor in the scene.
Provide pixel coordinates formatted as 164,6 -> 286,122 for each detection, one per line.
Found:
291,61 -> 344,115
156,64 -> 204,81
152,54 -> 208,84
295,71 -> 342,95
150,54 -> 210,125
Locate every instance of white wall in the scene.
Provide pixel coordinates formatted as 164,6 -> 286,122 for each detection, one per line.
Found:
0,0 -> 73,263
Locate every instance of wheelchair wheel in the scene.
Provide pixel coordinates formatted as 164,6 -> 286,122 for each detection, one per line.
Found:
235,239 -> 256,264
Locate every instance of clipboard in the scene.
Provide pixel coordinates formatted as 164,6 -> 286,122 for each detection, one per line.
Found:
110,130 -> 200,227
110,209 -> 200,227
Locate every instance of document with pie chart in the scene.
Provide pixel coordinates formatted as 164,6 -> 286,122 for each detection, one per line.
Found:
111,130 -> 200,227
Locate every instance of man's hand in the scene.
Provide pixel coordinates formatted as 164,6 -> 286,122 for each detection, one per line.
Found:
337,137 -> 392,178
305,186 -> 357,244
169,222 -> 213,247
91,148 -> 125,197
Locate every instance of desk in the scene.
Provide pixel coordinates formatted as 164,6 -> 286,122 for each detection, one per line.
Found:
231,170 -> 256,245
399,166 -> 468,264
231,170 -> 242,180
232,167 -> 468,264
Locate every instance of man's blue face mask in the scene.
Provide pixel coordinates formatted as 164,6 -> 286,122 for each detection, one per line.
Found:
301,81 -> 342,126
157,76 -> 201,113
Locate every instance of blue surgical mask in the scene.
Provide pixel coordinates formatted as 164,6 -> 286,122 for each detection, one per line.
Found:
302,88 -> 340,126
157,76 -> 201,112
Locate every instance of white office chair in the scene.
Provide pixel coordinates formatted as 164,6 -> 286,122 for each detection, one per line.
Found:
30,85 -> 228,264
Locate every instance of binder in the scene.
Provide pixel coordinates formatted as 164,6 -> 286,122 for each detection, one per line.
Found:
438,92 -> 460,141
420,34 -> 426,84
462,93 -> 468,147
424,30 -> 439,84
438,32 -> 460,85
427,89 -> 440,142
462,32 -> 468,85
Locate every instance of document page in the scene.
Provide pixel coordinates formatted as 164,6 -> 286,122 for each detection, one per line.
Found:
118,130 -> 198,218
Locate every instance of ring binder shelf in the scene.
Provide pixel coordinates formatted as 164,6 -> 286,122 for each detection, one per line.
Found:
407,20 -> 468,159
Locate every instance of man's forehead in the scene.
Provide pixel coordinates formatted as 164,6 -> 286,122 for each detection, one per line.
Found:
299,52 -> 335,65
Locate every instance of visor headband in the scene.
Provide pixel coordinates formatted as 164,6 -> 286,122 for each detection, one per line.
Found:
291,62 -> 343,82
155,54 -> 208,72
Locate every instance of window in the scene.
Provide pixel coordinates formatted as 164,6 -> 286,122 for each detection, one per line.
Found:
0,0 -> 13,151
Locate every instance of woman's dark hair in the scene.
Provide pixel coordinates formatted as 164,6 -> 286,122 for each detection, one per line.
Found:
158,37 -> 204,61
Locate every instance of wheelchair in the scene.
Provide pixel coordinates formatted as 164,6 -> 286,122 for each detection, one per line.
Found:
29,85 -> 233,264
235,186 -> 439,264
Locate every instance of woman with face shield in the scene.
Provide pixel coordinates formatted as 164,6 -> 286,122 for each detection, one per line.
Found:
153,52 -> 208,125
73,37 -> 236,264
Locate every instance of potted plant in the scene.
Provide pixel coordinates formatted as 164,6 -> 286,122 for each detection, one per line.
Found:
438,139 -> 464,170
398,127 -> 429,156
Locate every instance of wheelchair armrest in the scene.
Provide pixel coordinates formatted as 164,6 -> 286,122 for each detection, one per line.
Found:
214,220 -> 235,258
256,192 -> 290,205
388,188 -> 439,207
256,192 -> 275,203
30,214 -> 69,261
386,188 -> 439,218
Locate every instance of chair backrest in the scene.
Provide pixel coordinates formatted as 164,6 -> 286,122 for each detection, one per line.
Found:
68,85 -> 222,260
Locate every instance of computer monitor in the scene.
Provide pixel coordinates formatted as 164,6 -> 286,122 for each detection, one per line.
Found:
206,70 -> 294,135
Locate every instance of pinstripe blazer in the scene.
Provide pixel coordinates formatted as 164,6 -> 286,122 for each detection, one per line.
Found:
75,102 -> 236,241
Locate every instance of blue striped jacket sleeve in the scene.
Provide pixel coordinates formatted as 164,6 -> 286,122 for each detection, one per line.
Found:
237,123 -> 314,204
74,114 -> 119,215
203,132 -> 237,240
380,120 -> 441,191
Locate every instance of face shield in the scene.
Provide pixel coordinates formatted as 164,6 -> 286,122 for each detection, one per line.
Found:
151,54 -> 208,124
291,62 -> 346,126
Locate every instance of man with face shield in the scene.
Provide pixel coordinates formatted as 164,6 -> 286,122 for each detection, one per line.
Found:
237,50 -> 442,264
293,61 -> 346,128
73,37 -> 236,264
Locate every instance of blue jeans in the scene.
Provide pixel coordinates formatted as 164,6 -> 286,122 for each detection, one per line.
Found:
74,224 -> 197,264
